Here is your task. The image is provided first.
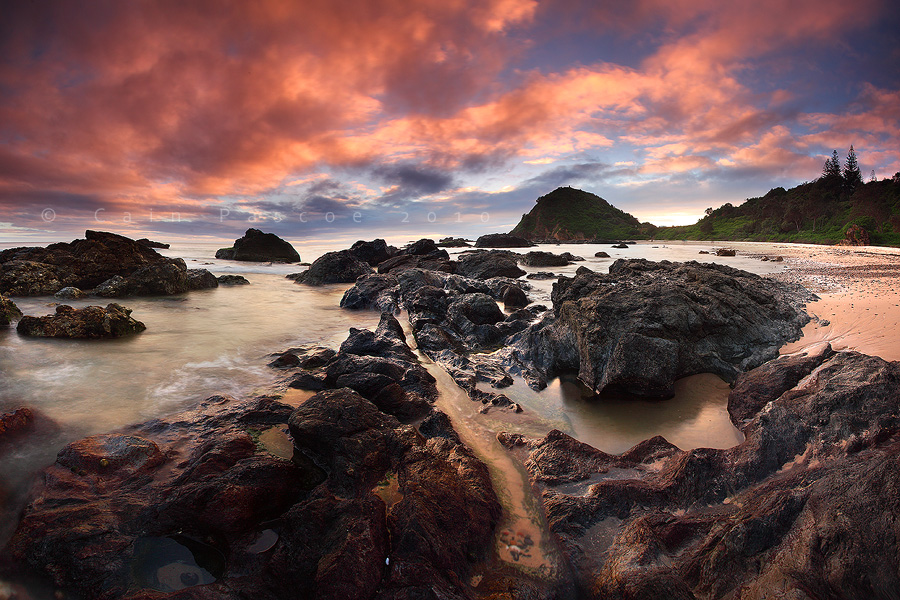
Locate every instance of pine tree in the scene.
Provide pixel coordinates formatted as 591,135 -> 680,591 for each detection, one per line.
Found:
870,170 -> 877,183
843,145 -> 862,192
822,149 -> 842,179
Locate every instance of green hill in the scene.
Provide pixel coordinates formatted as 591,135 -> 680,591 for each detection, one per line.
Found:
510,186 -> 652,241
653,175 -> 900,246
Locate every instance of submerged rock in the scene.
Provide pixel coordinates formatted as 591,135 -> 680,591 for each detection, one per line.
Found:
437,237 -> 471,247
505,259 -> 813,396
215,228 -> 301,262
0,407 -> 34,439
216,274 -> 250,285
16,304 -> 146,338
526,271 -> 558,280
293,250 -> 372,285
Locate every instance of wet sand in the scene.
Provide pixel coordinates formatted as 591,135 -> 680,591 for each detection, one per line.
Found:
726,241 -> 900,361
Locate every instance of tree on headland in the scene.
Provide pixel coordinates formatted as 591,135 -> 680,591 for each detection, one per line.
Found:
822,149 -> 842,179
843,145 -> 862,193
870,170 -> 877,183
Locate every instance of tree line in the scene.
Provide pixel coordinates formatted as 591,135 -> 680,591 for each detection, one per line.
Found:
821,145 -> 878,193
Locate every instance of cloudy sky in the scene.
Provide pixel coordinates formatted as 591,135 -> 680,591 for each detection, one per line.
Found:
1,0 -> 898,244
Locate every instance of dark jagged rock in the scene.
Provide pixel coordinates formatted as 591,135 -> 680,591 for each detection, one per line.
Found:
456,250 -> 525,280
136,238 -> 170,249
124,260 -> 190,295
186,269 -> 219,291
504,350 -> 900,598
560,252 -> 584,261
715,247 -> 736,256
376,252 -> 456,274
521,251 -> 571,267
501,284 -> 529,308
340,273 -> 399,312
0,293 -> 22,325
504,259 -> 812,396
474,233 -> 534,248
728,343 -> 834,425
0,231 -> 171,296
216,274 -> 250,285
54,286 -> 87,300
93,275 -> 129,297
349,239 -> 396,266
402,238 -> 440,256
16,304 -> 146,338
93,259 -> 218,297
527,271 -> 558,280
293,250 -> 372,285
611,243 -> 628,249
215,228 -> 301,262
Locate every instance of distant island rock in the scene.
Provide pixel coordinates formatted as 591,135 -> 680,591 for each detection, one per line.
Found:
216,228 -> 301,262
510,186 -> 650,241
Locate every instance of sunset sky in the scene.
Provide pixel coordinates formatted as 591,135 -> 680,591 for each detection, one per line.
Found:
1,0 -> 898,244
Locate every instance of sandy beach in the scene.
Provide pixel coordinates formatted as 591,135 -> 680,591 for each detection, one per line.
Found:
721,241 -> 900,361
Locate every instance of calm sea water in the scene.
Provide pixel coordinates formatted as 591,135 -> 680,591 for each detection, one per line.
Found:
0,239 -> 784,554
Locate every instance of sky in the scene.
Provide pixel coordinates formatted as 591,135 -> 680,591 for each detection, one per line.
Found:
1,0 -> 899,245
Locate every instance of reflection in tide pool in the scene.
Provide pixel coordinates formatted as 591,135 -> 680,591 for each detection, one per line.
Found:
501,372 -> 744,454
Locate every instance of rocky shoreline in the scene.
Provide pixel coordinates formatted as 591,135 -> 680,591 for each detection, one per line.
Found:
2,237 -> 899,598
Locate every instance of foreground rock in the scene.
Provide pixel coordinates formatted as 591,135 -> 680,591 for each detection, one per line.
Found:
16,304 -> 146,338
293,250 -> 372,285
504,259 -> 812,395
3,316 -> 501,600
0,293 -> 22,325
501,349 -> 900,598
215,228 -> 301,262
474,233 -> 534,248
